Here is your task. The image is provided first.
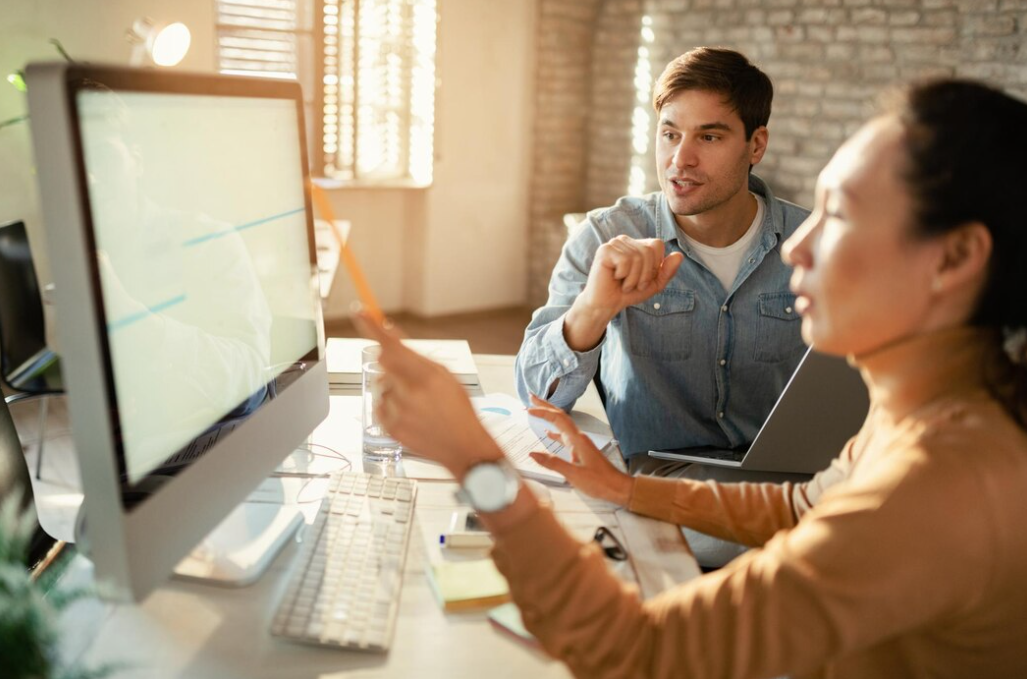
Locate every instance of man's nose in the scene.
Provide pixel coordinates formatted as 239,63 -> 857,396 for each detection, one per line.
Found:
672,139 -> 698,168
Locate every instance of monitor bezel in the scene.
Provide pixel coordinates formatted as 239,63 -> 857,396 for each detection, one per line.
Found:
62,66 -> 321,503
27,61 -> 330,601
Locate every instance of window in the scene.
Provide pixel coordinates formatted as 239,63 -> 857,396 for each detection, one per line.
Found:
216,0 -> 437,186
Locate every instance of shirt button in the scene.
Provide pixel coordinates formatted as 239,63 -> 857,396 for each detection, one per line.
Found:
721,304 -> 728,313
748,258 -> 755,264
719,359 -> 726,366
718,411 -> 725,419
785,306 -> 793,314
653,302 -> 661,310
563,358 -> 571,367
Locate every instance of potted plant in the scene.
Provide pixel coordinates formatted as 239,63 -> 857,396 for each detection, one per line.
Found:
0,494 -> 117,679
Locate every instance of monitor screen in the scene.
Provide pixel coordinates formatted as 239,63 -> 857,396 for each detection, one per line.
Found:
28,62 -> 330,600
75,84 -> 319,491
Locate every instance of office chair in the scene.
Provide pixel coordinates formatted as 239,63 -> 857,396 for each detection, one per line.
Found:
0,220 -> 64,480
0,388 -> 58,570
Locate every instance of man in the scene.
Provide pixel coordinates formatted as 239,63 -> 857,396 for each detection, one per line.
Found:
515,48 -> 809,563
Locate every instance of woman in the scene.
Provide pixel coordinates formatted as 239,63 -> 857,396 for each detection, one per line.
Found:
357,79 -> 1027,678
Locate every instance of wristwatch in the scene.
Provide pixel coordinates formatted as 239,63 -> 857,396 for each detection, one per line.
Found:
455,458 -> 520,513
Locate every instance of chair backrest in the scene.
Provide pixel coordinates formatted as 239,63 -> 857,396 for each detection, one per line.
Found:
0,391 -> 52,568
0,221 -> 48,380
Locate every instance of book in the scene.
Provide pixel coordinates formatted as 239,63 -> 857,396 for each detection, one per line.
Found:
325,337 -> 480,386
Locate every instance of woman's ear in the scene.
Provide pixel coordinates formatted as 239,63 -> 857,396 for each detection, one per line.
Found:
933,222 -> 992,294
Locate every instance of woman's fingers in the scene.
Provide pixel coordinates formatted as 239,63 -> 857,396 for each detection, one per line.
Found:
529,451 -> 578,479
353,311 -> 433,382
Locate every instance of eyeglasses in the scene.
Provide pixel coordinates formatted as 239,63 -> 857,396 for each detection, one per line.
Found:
593,526 -> 628,561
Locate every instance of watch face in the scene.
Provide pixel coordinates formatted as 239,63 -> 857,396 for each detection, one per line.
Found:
465,461 -> 517,513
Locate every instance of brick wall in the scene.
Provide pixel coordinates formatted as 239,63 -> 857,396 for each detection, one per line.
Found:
527,0 -> 603,304
526,0 -> 1027,306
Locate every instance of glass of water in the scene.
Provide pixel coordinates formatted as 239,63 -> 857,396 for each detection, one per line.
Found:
361,345 -> 402,462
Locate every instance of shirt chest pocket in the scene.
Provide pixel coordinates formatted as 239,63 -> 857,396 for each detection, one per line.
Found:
754,292 -> 804,362
621,289 -> 695,361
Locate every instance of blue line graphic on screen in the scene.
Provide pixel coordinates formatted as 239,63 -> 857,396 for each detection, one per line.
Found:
107,294 -> 187,332
181,207 -> 305,248
107,205 -> 303,331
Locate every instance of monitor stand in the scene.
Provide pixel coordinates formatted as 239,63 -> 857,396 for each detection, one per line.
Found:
173,482 -> 302,587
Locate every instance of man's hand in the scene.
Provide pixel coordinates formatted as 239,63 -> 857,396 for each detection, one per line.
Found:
527,395 -> 634,507
564,237 -> 684,352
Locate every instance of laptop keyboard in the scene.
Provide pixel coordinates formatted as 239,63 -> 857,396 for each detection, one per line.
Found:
270,471 -> 417,652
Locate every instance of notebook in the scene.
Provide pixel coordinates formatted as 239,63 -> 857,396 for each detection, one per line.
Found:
326,337 -> 480,387
648,347 -> 870,474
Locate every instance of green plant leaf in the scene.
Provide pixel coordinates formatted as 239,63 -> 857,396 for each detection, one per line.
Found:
7,70 -> 27,92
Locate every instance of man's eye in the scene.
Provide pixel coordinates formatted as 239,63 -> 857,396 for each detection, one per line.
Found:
702,134 -> 719,142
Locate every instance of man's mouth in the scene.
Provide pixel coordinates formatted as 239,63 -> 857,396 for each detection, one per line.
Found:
670,177 -> 703,188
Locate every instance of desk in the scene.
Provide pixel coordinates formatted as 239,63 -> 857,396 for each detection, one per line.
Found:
60,354 -> 699,678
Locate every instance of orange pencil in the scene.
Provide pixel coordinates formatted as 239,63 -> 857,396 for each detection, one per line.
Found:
309,181 -> 385,325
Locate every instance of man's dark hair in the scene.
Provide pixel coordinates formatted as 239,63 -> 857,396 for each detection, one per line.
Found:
652,47 -> 773,140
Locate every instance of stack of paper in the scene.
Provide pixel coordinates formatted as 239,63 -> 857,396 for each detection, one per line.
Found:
426,559 -> 511,612
325,337 -> 480,387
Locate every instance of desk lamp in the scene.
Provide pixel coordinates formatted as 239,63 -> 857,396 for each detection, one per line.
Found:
126,18 -> 191,67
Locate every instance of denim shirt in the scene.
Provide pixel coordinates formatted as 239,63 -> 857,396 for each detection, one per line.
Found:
515,175 -> 810,459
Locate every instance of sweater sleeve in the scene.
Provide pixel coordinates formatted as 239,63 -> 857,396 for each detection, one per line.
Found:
489,432 -> 988,679
626,437 -> 858,546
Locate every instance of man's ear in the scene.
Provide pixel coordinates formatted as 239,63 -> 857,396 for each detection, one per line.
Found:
935,221 -> 992,292
750,126 -> 769,166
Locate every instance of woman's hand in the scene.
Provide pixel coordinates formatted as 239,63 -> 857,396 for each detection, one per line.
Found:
527,395 -> 634,507
354,312 -> 504,481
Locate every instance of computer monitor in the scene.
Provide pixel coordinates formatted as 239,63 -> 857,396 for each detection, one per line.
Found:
26,62 -> 329,601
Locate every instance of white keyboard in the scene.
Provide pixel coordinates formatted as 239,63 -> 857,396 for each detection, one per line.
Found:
270,471 -> 417,652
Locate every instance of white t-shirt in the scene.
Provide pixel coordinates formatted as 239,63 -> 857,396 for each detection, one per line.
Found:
682,193 -> 765,294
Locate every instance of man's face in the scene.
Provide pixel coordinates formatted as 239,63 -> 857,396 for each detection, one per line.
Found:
655,89 -> 767,222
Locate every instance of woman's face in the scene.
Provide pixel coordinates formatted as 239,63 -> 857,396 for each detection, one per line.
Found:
783,116 -> 946,358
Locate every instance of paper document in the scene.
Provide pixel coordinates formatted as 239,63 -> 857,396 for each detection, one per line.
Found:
326,337 -> 480,386
472,394 -> 613,485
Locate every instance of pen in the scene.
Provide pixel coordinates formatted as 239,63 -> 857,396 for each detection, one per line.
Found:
308,181 -> 385,324
439,532 -> 494,549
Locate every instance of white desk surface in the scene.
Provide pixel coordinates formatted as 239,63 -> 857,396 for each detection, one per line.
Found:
60,354 -> 699,678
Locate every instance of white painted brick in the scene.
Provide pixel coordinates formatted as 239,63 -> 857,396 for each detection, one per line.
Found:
837,25 -> 889,42
807,25 -> 836,43
852,8 -> 888,24
890,26 -> 958,43
888,10 -> 921,26
826,43 -> 857,61
899,64 -> 957,80
963,14 -> 1017,35
796,8 -> 828,23
859,45 -> 895,63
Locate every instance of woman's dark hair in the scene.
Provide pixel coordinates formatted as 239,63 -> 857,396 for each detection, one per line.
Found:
887,79 -> 1027,425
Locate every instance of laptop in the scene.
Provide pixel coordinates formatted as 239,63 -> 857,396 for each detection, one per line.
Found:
648,347 -> 870,474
